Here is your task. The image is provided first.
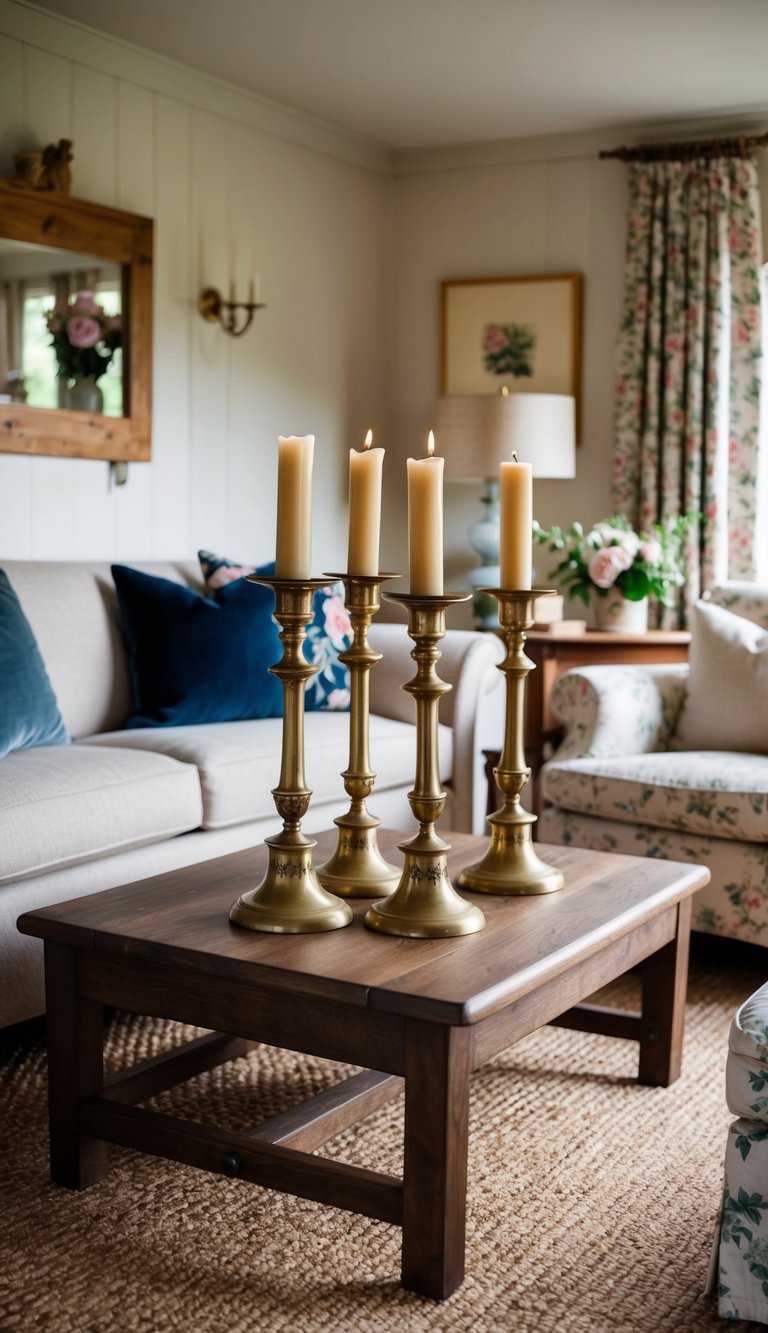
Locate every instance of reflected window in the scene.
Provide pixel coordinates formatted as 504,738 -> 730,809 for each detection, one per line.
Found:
0,243 -> 123,417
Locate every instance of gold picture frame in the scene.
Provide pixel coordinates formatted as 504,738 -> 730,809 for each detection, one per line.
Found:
441,272 -> 582,439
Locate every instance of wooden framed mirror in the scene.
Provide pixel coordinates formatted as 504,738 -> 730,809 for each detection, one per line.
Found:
0,180 -> 152,463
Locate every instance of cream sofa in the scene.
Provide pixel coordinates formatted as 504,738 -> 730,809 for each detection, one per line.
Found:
539,583 -> 768,947
1,559 -> 504,1028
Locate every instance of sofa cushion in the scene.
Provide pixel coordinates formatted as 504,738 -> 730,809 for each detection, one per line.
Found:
198,551 -> 352,711
87,713 -> 451,830
2,560 -> 203,739
726,981 -> 768,1123
0,568 -> 68,759
673,600 -> 768,754
0,744 -> 203,884
541,751 -> 768,842
112,565 -> 284,727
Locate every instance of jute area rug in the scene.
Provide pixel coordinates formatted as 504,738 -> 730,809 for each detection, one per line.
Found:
1,950 -> 765,1333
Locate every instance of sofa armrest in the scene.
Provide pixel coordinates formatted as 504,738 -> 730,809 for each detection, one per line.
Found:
547,663 -> 690,761
368,624 -> 505,833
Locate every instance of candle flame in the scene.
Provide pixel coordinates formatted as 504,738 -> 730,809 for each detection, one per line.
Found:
500,384 -> 510,397
363,429 -> 373,450
427,430 -> 435,458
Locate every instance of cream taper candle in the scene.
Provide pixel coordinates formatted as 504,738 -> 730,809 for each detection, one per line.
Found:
275,434 -> 314,578
407,431 -> 444,595
499,453 -> 533,589
347,429 -> 384,576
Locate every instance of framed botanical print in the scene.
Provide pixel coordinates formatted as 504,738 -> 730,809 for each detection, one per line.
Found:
441,272 -> 582,435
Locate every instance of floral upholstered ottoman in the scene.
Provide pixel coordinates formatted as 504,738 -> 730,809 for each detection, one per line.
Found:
713,981 -> 768,1324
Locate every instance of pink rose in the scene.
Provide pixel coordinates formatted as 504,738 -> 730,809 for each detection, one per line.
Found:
66,316 -> 102,348
325,688 -> 350,711
639,539 -> 662,565
207,562 -> 255,589
321,594 -> 351,649
482,325 -> 509,355
588,547 -> 627,590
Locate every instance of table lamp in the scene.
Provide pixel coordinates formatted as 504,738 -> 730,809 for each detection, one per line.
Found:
435,391 -> 576,626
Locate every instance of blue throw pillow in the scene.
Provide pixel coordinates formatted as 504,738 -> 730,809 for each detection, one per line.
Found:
112,565 -> 284,727
198,550 -> 351,711
0,567 -> 68,758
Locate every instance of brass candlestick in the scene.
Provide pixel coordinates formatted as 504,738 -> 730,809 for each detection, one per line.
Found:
316,573 -> 402,898
229,576 -> 353,934
364,593 -> 485,938
457,588 -> 564,896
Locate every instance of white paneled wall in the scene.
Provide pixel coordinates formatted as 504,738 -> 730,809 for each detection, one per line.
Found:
2,1 -> 768,591
0,3 -> 391,569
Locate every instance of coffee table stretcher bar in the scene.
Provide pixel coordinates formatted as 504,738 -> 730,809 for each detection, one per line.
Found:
18,830 -> 706,1301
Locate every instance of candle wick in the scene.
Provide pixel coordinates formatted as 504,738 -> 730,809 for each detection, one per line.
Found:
511,451 -> 518,462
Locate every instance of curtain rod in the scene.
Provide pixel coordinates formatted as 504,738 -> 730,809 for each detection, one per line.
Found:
599,132 -> 768,163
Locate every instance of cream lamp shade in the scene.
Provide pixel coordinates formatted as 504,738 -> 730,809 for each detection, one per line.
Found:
435,392 -> 576,479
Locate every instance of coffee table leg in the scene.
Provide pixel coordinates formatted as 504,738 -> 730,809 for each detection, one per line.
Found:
401,1019 -> 473,1299
44,942 -> 108,1188
638,898 -> 692,1087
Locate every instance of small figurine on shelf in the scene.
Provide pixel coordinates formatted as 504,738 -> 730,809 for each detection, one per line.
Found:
41,138 -> 73,192
13,138 -> 73,192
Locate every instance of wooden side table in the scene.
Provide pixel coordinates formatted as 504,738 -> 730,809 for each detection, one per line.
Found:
485,628 -> 691,817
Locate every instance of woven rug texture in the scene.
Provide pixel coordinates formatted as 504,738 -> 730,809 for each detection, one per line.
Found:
1,955 -> 765,1333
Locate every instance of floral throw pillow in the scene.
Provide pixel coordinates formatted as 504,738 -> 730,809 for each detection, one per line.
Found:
198,550 -> 351,711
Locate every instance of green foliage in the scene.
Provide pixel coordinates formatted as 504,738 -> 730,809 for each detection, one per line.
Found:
481,322 -> 536,378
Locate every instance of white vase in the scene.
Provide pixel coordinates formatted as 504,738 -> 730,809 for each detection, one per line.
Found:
590,588 -> 649,633
63,375 -> 103,414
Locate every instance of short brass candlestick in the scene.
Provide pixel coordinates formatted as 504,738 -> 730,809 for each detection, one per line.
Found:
229,576 -> 353,934
316,573 -> 402,898
364,592 -> 485,938
458,588 -> 564,896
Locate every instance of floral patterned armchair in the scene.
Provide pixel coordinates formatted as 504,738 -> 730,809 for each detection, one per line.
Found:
538,583 -> 768,946
708,980 -> 768,1323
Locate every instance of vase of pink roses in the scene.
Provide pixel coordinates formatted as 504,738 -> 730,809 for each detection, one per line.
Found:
45,291 -> 121,414
532,514 -> 694,632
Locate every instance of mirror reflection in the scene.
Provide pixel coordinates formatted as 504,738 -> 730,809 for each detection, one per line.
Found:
0,239 -> 123,417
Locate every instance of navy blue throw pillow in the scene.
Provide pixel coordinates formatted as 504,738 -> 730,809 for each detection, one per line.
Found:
198,550 -> 351,711
112,565 -> 284,727
0,567 -> 68,757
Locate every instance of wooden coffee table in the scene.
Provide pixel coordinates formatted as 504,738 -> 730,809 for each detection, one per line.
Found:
18,830 -> 708,1300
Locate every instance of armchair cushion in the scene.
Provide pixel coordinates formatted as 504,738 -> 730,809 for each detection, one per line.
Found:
541,751 -> 768,842
673,600 -> 768,754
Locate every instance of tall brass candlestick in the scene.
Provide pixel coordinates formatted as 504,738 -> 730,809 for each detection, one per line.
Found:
316,573 -> 402,898
457,588 -> 564,896
229,577 -> 353,934
364,593 -> 485,938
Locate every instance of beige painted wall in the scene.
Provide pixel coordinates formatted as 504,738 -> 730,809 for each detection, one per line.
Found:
0,0 -> 391,572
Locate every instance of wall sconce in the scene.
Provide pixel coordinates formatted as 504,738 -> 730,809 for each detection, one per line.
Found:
198,282 -> 265,337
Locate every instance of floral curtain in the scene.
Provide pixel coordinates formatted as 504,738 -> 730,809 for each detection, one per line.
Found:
612,156 -> 765,624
